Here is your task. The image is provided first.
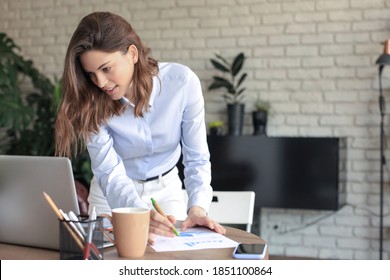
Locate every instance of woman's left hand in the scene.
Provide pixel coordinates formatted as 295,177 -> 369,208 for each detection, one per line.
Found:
181,206 -> 226,235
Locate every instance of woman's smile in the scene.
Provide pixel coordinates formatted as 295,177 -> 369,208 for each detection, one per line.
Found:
103,85 -> 119,96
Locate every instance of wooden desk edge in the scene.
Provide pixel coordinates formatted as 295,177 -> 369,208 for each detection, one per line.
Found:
0,227 -> 268,260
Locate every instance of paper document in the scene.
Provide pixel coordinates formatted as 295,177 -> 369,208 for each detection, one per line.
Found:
150,227 -> 238,252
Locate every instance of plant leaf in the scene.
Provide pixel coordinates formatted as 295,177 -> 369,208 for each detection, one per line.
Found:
236,73 -> 247,88
214,53 -> 229,65
210,59 -> 229,73
208,76 -> 235,92
237,88 -> 245,95
211,76 -> 230,84
231,52 -> 245,77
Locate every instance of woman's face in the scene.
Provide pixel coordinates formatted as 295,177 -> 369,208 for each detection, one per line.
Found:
80,45 -> 138,100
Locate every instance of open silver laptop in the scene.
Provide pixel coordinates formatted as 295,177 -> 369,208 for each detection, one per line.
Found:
0,155 -> 80,250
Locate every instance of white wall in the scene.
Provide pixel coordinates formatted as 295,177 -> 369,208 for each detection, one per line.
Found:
1,0 -> 389,259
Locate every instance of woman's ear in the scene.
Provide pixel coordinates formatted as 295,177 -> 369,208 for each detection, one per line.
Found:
127,45 -> 138,64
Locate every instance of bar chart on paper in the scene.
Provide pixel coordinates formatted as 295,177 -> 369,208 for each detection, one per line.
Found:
150,227 -> 238,252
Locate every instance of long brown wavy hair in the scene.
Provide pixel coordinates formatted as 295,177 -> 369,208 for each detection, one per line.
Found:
55,12 -> 158,158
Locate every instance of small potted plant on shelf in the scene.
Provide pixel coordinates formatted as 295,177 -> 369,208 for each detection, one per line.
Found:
208,52 -> 247,135
208,120 -> 224,136
252,99 -> 270,136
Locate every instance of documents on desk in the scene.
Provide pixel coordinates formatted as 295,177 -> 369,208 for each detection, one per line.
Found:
149,227 -> 238,252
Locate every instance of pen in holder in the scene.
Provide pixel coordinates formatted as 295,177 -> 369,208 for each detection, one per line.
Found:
59,215 -> 104,260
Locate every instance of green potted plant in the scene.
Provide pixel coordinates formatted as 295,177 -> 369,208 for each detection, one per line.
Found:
252,99 -> 270,136
208,52 -> 247,135
0,32 -> 92,213
208,120 -> 224,136
0,32 -> 55,156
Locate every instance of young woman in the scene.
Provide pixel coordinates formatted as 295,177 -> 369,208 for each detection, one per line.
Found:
55,11 -> 225,240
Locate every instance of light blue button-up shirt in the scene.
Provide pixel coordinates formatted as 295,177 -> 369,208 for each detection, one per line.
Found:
87,62 -> 212,212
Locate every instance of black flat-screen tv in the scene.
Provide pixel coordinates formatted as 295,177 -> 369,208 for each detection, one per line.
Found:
178,136 -> 345,211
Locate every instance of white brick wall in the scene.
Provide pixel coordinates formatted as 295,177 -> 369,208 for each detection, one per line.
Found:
1,0 -> 390,260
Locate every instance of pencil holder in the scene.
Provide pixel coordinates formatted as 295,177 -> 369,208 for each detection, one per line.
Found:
59,216 -> 104,260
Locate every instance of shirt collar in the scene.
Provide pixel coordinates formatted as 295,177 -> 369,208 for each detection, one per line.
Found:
148,75 -> 160,108
119,75 -> 160,108
119,96 -> 133,106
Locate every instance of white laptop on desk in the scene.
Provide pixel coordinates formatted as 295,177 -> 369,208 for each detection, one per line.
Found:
0,155 -> 80,250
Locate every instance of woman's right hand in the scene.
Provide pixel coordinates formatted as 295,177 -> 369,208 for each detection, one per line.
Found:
148,209 -> 177,245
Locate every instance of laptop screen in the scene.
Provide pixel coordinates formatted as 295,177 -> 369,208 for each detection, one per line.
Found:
0,155 -> 80,250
